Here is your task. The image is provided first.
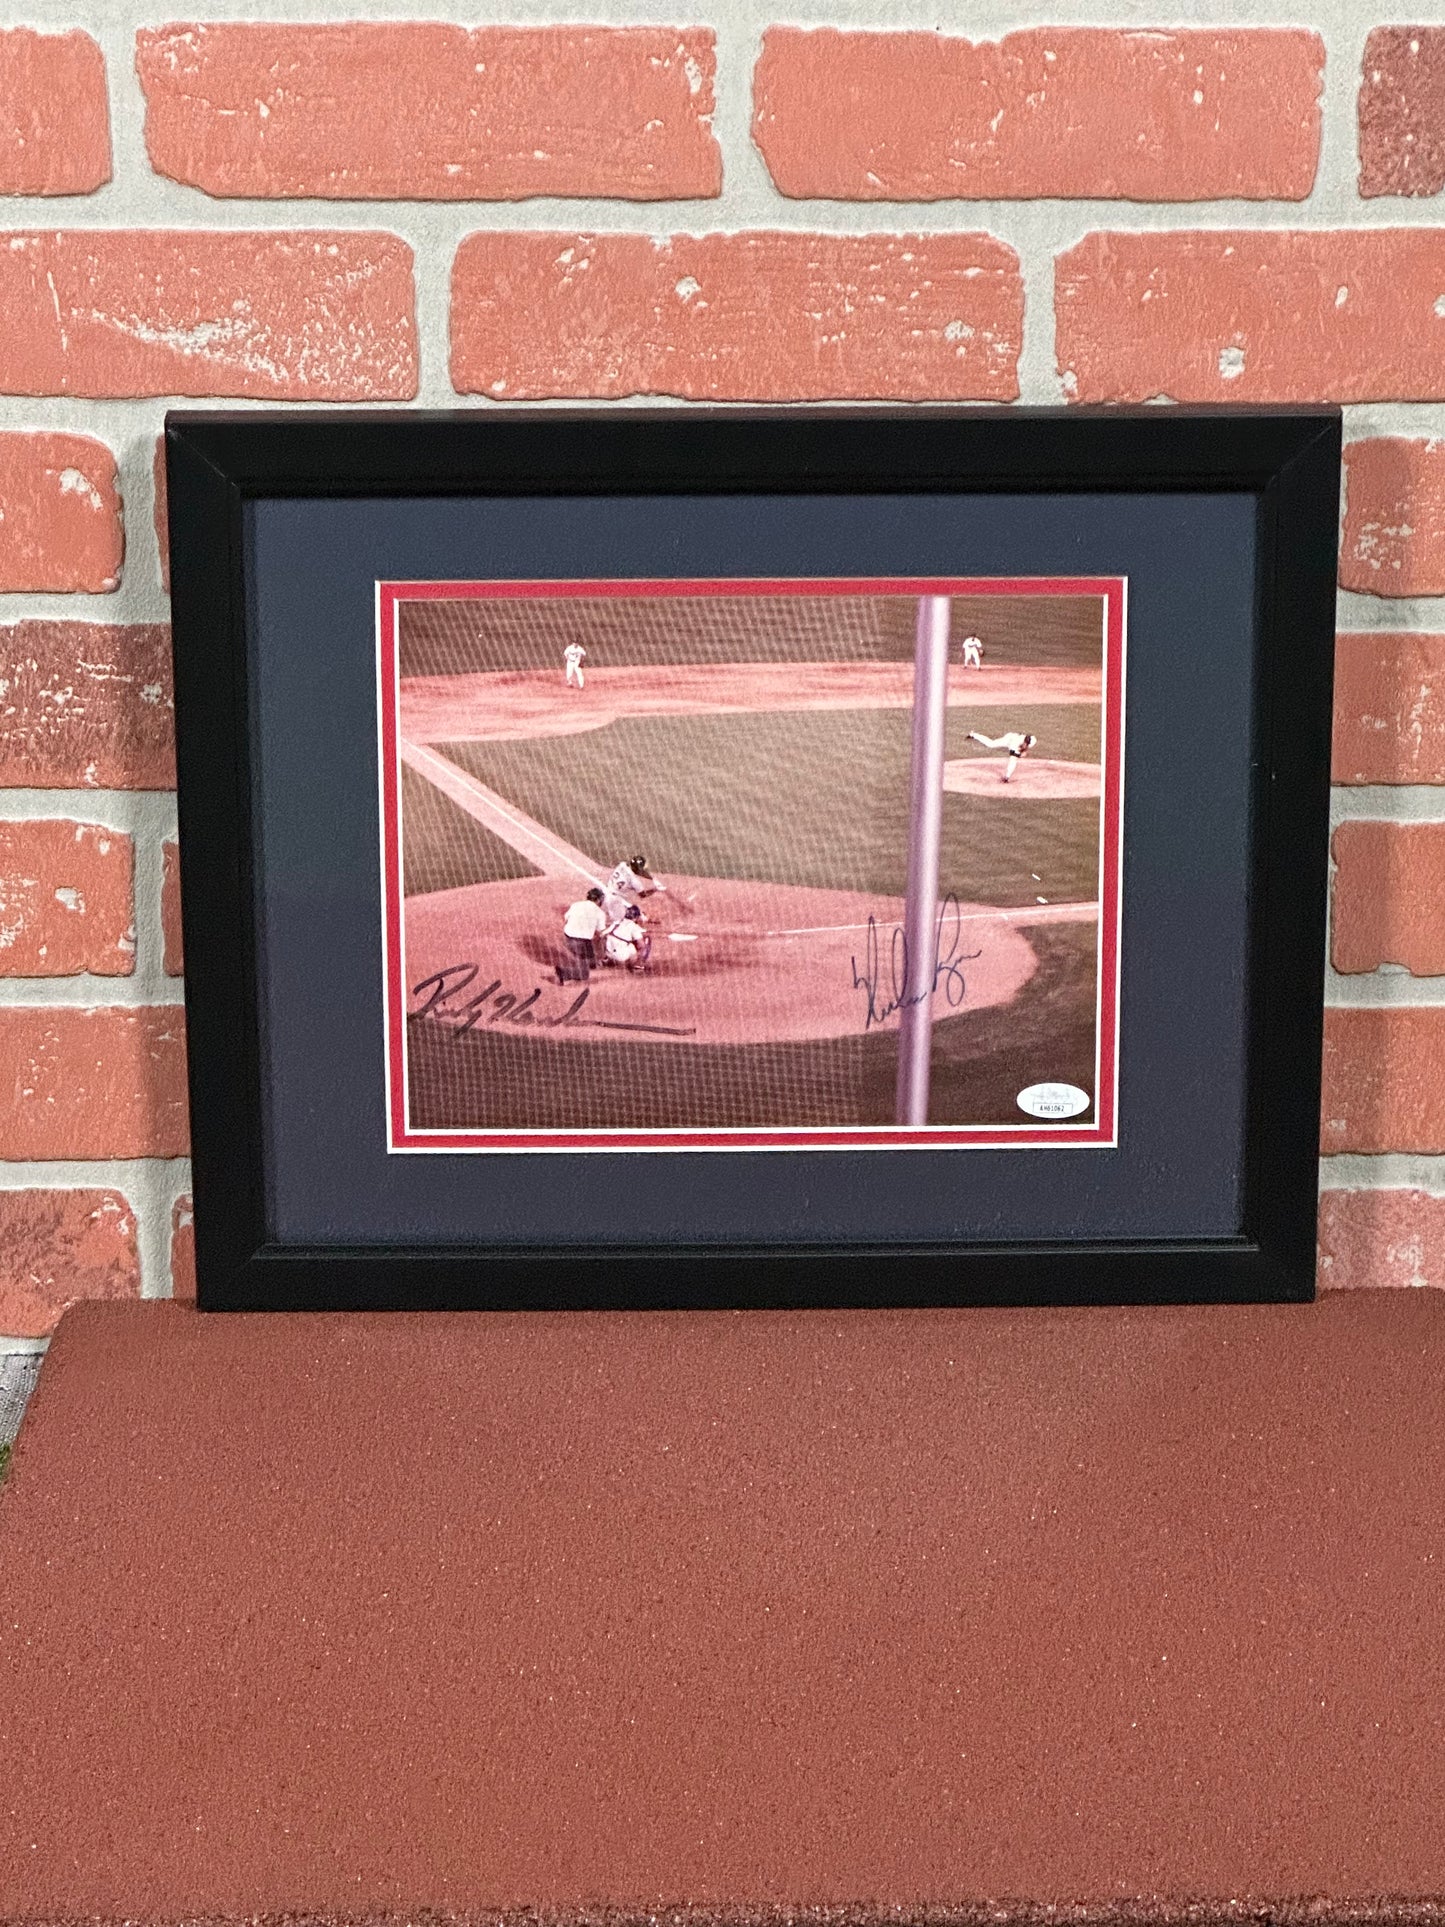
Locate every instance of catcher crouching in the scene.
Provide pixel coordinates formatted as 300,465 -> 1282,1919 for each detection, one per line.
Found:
604,903 -> 652,973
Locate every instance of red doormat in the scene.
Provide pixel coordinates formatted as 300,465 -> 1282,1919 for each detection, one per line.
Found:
2,1295 -> 1444,1924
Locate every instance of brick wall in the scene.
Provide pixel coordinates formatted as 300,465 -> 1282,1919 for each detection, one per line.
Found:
0,1 -> 1440,1338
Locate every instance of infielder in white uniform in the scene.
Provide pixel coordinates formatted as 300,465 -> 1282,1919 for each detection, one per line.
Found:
960,634 -> 984,669
563,642 -> 587,688
967,729 -> 1037,782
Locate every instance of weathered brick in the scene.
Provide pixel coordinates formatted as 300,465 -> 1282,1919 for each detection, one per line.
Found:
754,27 -> 1322,202
1341,439 -> 1445,597
0,821 -> 134,977
1319,1189 -> 1445,1290
1360,28 -> 1445,198
153,435 -> 169,593
0,1006 -> 188,1160
0,29 -> 110,196
0,623 -> 174,790
1332,822 -> 1445,976
138,23 -> 720,202
0,1190 -> 138,1340
1322,1008 -> 1445,1155
1057,231 -> 1445,403
451,231 -> 1022,401
171,1192 -> 195,1302
0,432 -> 121,593
1334,632 -> 1445,783
0,231 -> 416,400
162,840 -> 182,976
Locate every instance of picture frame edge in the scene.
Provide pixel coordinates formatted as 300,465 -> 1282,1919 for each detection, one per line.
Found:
165,405 -> 1342,1313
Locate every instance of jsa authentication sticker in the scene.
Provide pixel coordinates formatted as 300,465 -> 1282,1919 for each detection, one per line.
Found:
1016,1082 -> 1091,1121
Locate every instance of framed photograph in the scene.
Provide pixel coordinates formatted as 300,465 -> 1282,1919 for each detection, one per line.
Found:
382,571 -> 1125,1155
166,406 -> 1340,1310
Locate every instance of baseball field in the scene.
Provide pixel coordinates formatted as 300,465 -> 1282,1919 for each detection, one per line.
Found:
392,590 -> 1108,1136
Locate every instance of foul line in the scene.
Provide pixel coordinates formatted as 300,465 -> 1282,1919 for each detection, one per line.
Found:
759,902 -> 1099,938
400,738 -> 604,887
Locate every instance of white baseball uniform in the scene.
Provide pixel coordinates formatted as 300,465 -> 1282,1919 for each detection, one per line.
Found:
564,643 -> 587,688
967,730 -> 1034,781
605,913 -> 647,966
961,635 -> 984,668
607,860 -> 665,904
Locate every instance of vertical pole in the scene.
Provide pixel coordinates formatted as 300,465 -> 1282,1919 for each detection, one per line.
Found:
896,595 -> 952,1125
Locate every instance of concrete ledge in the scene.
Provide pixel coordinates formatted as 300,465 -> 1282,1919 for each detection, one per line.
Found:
2,1295 -> 1444,1923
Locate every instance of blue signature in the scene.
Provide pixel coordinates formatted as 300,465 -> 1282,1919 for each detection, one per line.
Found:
850,894 -> 980,1031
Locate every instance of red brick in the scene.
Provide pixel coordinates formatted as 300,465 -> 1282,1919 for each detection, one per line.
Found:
0,623 -> 173,790
1319,1188 -> 1445,1290
0,1006 -> 187,1160
1360,28 -> 1445,198
0,29 -> 110,196
162,840 -> 182,977
0,433 -> 121,594
1333,632 -> 1445,782
138,23 -> 720,202
153,435 -> 169,593
1322,1008 -> 1445,1155
754,27 -> 1321,203
1056,231 -> 1445,403
1341,439 -> 1445,597
1332,822 -> 1445,975
451,231 -> 1021,402
171,1193 -> 195,1303
0,821 -> 134,977
0,1190 -> 138,1340
0,231 -> 416,400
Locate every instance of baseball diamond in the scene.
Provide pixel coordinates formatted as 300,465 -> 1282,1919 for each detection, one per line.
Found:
391,588 -> 1110,1137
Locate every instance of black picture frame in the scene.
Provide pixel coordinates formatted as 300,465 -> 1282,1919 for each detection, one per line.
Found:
166,405 -> 1341,1312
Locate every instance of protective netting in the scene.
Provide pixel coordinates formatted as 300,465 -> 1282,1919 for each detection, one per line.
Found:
406,1017 -> 891,1132
402,920 -> 1101,1136
399,762 -> 538,896
394,590 -> 1105,1136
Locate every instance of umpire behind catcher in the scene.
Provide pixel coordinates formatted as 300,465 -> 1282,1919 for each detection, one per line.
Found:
556,887 -> 608,983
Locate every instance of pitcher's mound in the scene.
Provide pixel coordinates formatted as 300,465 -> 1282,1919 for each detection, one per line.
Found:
944,758 -> 1101,799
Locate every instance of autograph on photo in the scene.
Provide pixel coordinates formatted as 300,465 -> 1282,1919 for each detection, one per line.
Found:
409,963 -> 697,1038
851,894 -> 981,1032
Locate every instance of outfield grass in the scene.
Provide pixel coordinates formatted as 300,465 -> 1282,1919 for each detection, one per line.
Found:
432,704 -> 1102,908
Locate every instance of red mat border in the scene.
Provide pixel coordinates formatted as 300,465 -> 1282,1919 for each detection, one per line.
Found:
377,576 -> 1125,1155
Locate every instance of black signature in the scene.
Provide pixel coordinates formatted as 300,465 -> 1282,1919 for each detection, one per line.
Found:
410,962 -> 589,1031
850,894 -> 980,1031
409,963 -> 696,1039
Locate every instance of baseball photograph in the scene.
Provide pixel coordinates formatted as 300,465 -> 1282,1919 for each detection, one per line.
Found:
379,575 -> 1124,1152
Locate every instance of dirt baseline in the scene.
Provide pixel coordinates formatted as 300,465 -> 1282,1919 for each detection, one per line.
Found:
403,873 -> 1073,1050
400,659 -> 1103,745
